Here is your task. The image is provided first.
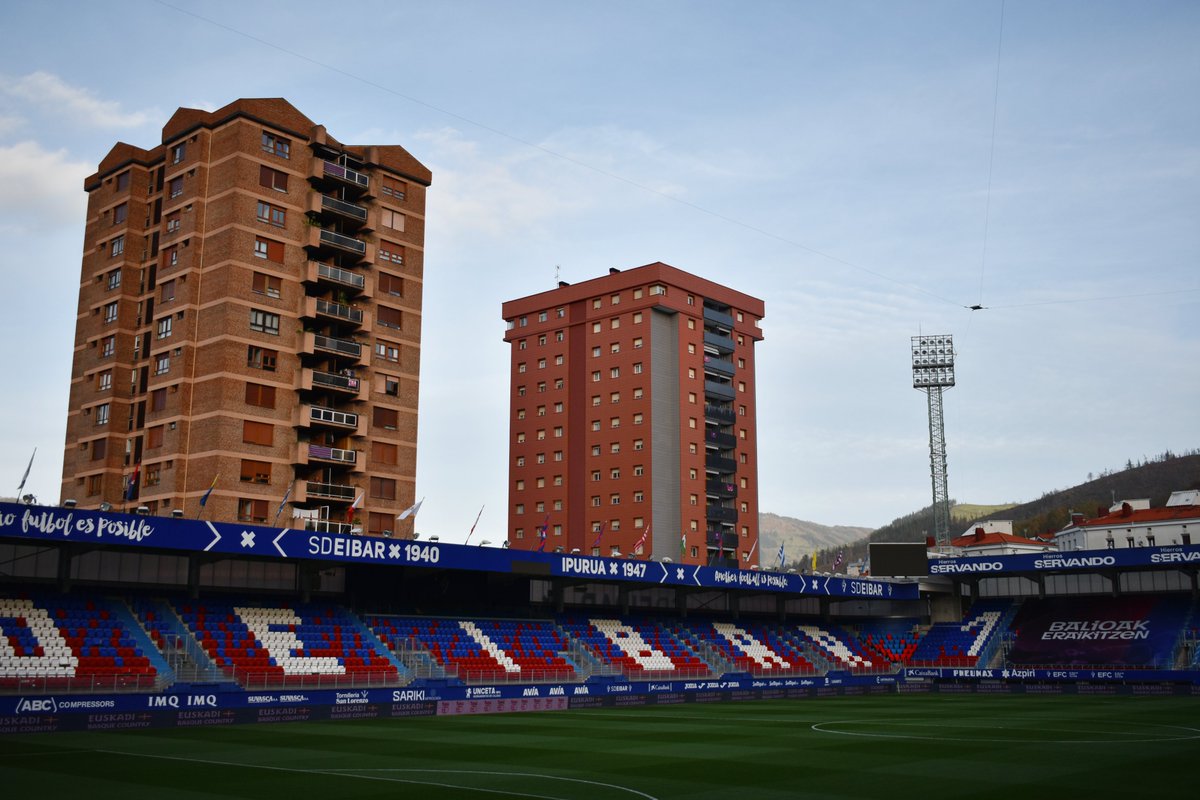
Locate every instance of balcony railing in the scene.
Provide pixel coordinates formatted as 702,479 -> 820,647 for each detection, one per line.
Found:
706,479 -> 737,498
304,480 -> 357,501
304,518 -> 357,534
313,334 -> 362,358
319,229 -> 367,255
703,356 -> 735,378
703,306 -> 735,328
706,506 -> 739,523
307,444 -> 357,464
321,195 -> 368,222
315,298 -> 363,324
705,430 -> 737,449
703,331 -> 735,353
705,454 -> 737,474
315,262 -> 365,290
309,405 -> 358,428
708,530 -> 740,550
704,403 -> 735,424
312,370 -> 361,393
322,160 -> 369,189
704,380 -> 736,401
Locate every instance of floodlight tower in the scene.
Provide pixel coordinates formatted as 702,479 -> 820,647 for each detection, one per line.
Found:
911,335 -> 955,547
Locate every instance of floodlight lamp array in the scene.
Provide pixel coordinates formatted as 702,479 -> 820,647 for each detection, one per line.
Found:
911,334 -> 955,388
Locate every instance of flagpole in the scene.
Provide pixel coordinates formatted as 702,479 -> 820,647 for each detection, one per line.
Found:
464,504 -> 484,545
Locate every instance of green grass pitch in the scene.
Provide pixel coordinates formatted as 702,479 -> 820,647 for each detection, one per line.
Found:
1,694 -> 1196,798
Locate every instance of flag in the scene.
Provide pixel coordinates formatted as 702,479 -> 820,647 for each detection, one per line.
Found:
537,515 -> 549,552
811,551 -> 818,573
16,448 -> 35,497
777,542 -> 786,569
397,497 -> 424,520
634,524 -> 650,557
346,492 -> 363,523
198,475 -> 218,507
680,532 -> 687,560
275,480 -> 295,519
591,520 -> 607,550
833,550 -> 844,571
125,463 -> 141,502
465,504 -> 485,543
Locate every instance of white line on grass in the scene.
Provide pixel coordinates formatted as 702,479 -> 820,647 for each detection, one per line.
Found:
95,749 -> 660,800
810,720 -> 1200,744
319,768 -> 659,799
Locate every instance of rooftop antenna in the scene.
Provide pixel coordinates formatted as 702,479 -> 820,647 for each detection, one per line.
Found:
912,334 -> 955,547
554,264 -> 560,285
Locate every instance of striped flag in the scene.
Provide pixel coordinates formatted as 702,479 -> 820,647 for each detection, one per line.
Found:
125,464 -> 141,502
198,474 -> 218,507
777,542 -> 786,568
833,550 -> 844,572
591,520 -> 607,550
346,492 -> 363,523
537,515 -> 549,552
15,448 -> 35,498
274,480 -> 295,521
633,524 -> 650,557
465,504 -> 485,544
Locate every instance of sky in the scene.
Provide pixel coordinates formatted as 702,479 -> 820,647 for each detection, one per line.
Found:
0,1 -> 1196,545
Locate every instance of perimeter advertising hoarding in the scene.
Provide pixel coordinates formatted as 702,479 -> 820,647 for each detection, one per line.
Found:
0,502 -> 915,600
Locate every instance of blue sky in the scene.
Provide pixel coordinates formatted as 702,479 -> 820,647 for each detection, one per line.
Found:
1,1 -> 1196,544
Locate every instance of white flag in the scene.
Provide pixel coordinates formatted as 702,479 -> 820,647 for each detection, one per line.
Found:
397,497 -> 424,520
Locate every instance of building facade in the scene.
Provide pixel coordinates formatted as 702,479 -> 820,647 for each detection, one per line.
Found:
501,263 -> 765,567
61,98 -> 430,537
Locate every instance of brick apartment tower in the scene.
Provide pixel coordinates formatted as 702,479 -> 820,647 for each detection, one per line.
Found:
502,263 -> 765,567
61,98 -> 430,537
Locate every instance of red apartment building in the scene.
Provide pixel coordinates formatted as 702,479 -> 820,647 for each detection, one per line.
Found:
502,263 -> 765,567
61,98 -> 429,538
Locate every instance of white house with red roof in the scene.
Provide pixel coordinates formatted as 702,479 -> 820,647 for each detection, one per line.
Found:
948,519 -> 1055,556
1054,490 -> 1199,551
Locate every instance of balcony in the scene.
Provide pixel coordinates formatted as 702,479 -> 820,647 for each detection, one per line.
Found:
706,505 -> 739,523
306,261 -> 367,295
304,443 -> 357,465
704,380 -> 735,402
309,333 -> 363,360
317,229 -> 366,256
703,306 -> 735,329
703,331 -> 735,354
704,403 -> 735,424
702,355 -> 735,378
320,159 -> 369,190
705,430 -> 737,450
301,480 -> 357,503
707,531 -> 740,550
705,479 -> 737,498
302,404 -> 362,432
311,193 -> 368,225
705,454 -> 737,474
311,369 -> 361,394
312,297 -> 364,325
304,518 -> 358,535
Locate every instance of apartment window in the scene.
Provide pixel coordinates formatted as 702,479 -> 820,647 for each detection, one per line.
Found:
633,362 -> 643,375
538,311 -> 548,322
610,468 -> 620,479
634,491 -> 644,503
166,211 -> 181,233
383,375 -> 400,396
610,392 -> 620,404
592,395 -> 601,406
110,235 -> 125,257
89,439 -> 107,465
610,494 -> 620,505
252,272 -> 282,298
379,240 -> 404,265
738,404 -> 747,416
515,480 -> 525,491
633,312 -> 643,324
262,131 -> 291,159
632,337 -> 643,349
591,420 -> 601,432
372,441 -> 398,465
144,464 -> 161,487
380,208 -> 405,231
633,465 -> 644,477
553,475 -> 563,486
97,371 -> 112,392
163,246 -> 178,267
592,322 -> 601,334
610,367 -> 619,379
240,459 -> 271,484
254,236 -> 284,262
611,443 -> 620,454
556,330 -> 564,341
112,203 -> 127,225
516,432 -> 526,443
689,494 -> 698,506
610,416 -> 620,428
378,306 -> 402,330
516,409 -> 526,420
115,171 -> 130,192
688,392 -> 697,404
150,388 -> 166,412
375,340 -> 400,362
633,413 -> 643,425
610,293 -> 620,306
592,299 -> 602,310
591,470 -> 601,482
633,388 -> 644,400
249,309 -> 280,335
633,439 -> 644,451
104,269 -> 122,291
554,450 -> 563,461
555,355 -> 564,366
555,378 -> 564,390
370,477 -> 397,500
245,382 -> 276,408
242,420 -> 273,446
536,382 -> 546,393
554,426 -> 563,438
160,279 -> 175,302
168,177 -> 183,198
156,317 -> 172,339
516,456 -> 525,467
247,345 -> 278,371
259,165 -> 288,192
238,499 -> 269,524
171,143 -> 186,164
147,425 -> 163,449
687,343 -> 695,354
688,319 -> 696,330
103,302 -> 118,324
538,335 -> 547,346
739,381 -> 746,393
378,272 -> 403,297
610,342 -> 620,354
592,496 -> 601,507
537,358 -> 546,369
536,453 -> 545,464
381,175 -> 405,200
256,201 -> 286,227
95,403 -> 110,426
610,318 -> 620,329
591,445 -> 601,456
554,402 -> 563,413
154,353 -> 170,376
738,358 -> 746,368
517,386 -> 526,396
374,407 -> 399,430
592,346 -> 601,358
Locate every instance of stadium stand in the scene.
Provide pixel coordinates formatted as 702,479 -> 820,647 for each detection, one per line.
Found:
796,623 -> 879,673
558,617 -> 708,677
174,600 -> 400,688
0,593 -> 156,691
853,619 -> 923,666
909,599 -> 1014,667
694,621 -> 818,675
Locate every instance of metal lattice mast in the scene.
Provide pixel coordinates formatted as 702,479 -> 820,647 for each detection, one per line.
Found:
912,335 -> 955,547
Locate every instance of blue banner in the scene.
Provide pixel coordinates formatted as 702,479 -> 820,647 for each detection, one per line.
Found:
929,545 -> 1200,575
0,502 -> 915,599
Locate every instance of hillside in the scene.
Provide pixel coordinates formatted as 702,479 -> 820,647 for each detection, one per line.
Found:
758,512 -> 872,568
817,450 -> 1200,567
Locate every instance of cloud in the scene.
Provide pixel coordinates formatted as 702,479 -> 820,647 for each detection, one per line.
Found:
2,71 -> 156,128
0,140 -> 90,231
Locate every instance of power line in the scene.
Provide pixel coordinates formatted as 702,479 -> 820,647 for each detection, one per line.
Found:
976,0 -> 1007,309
